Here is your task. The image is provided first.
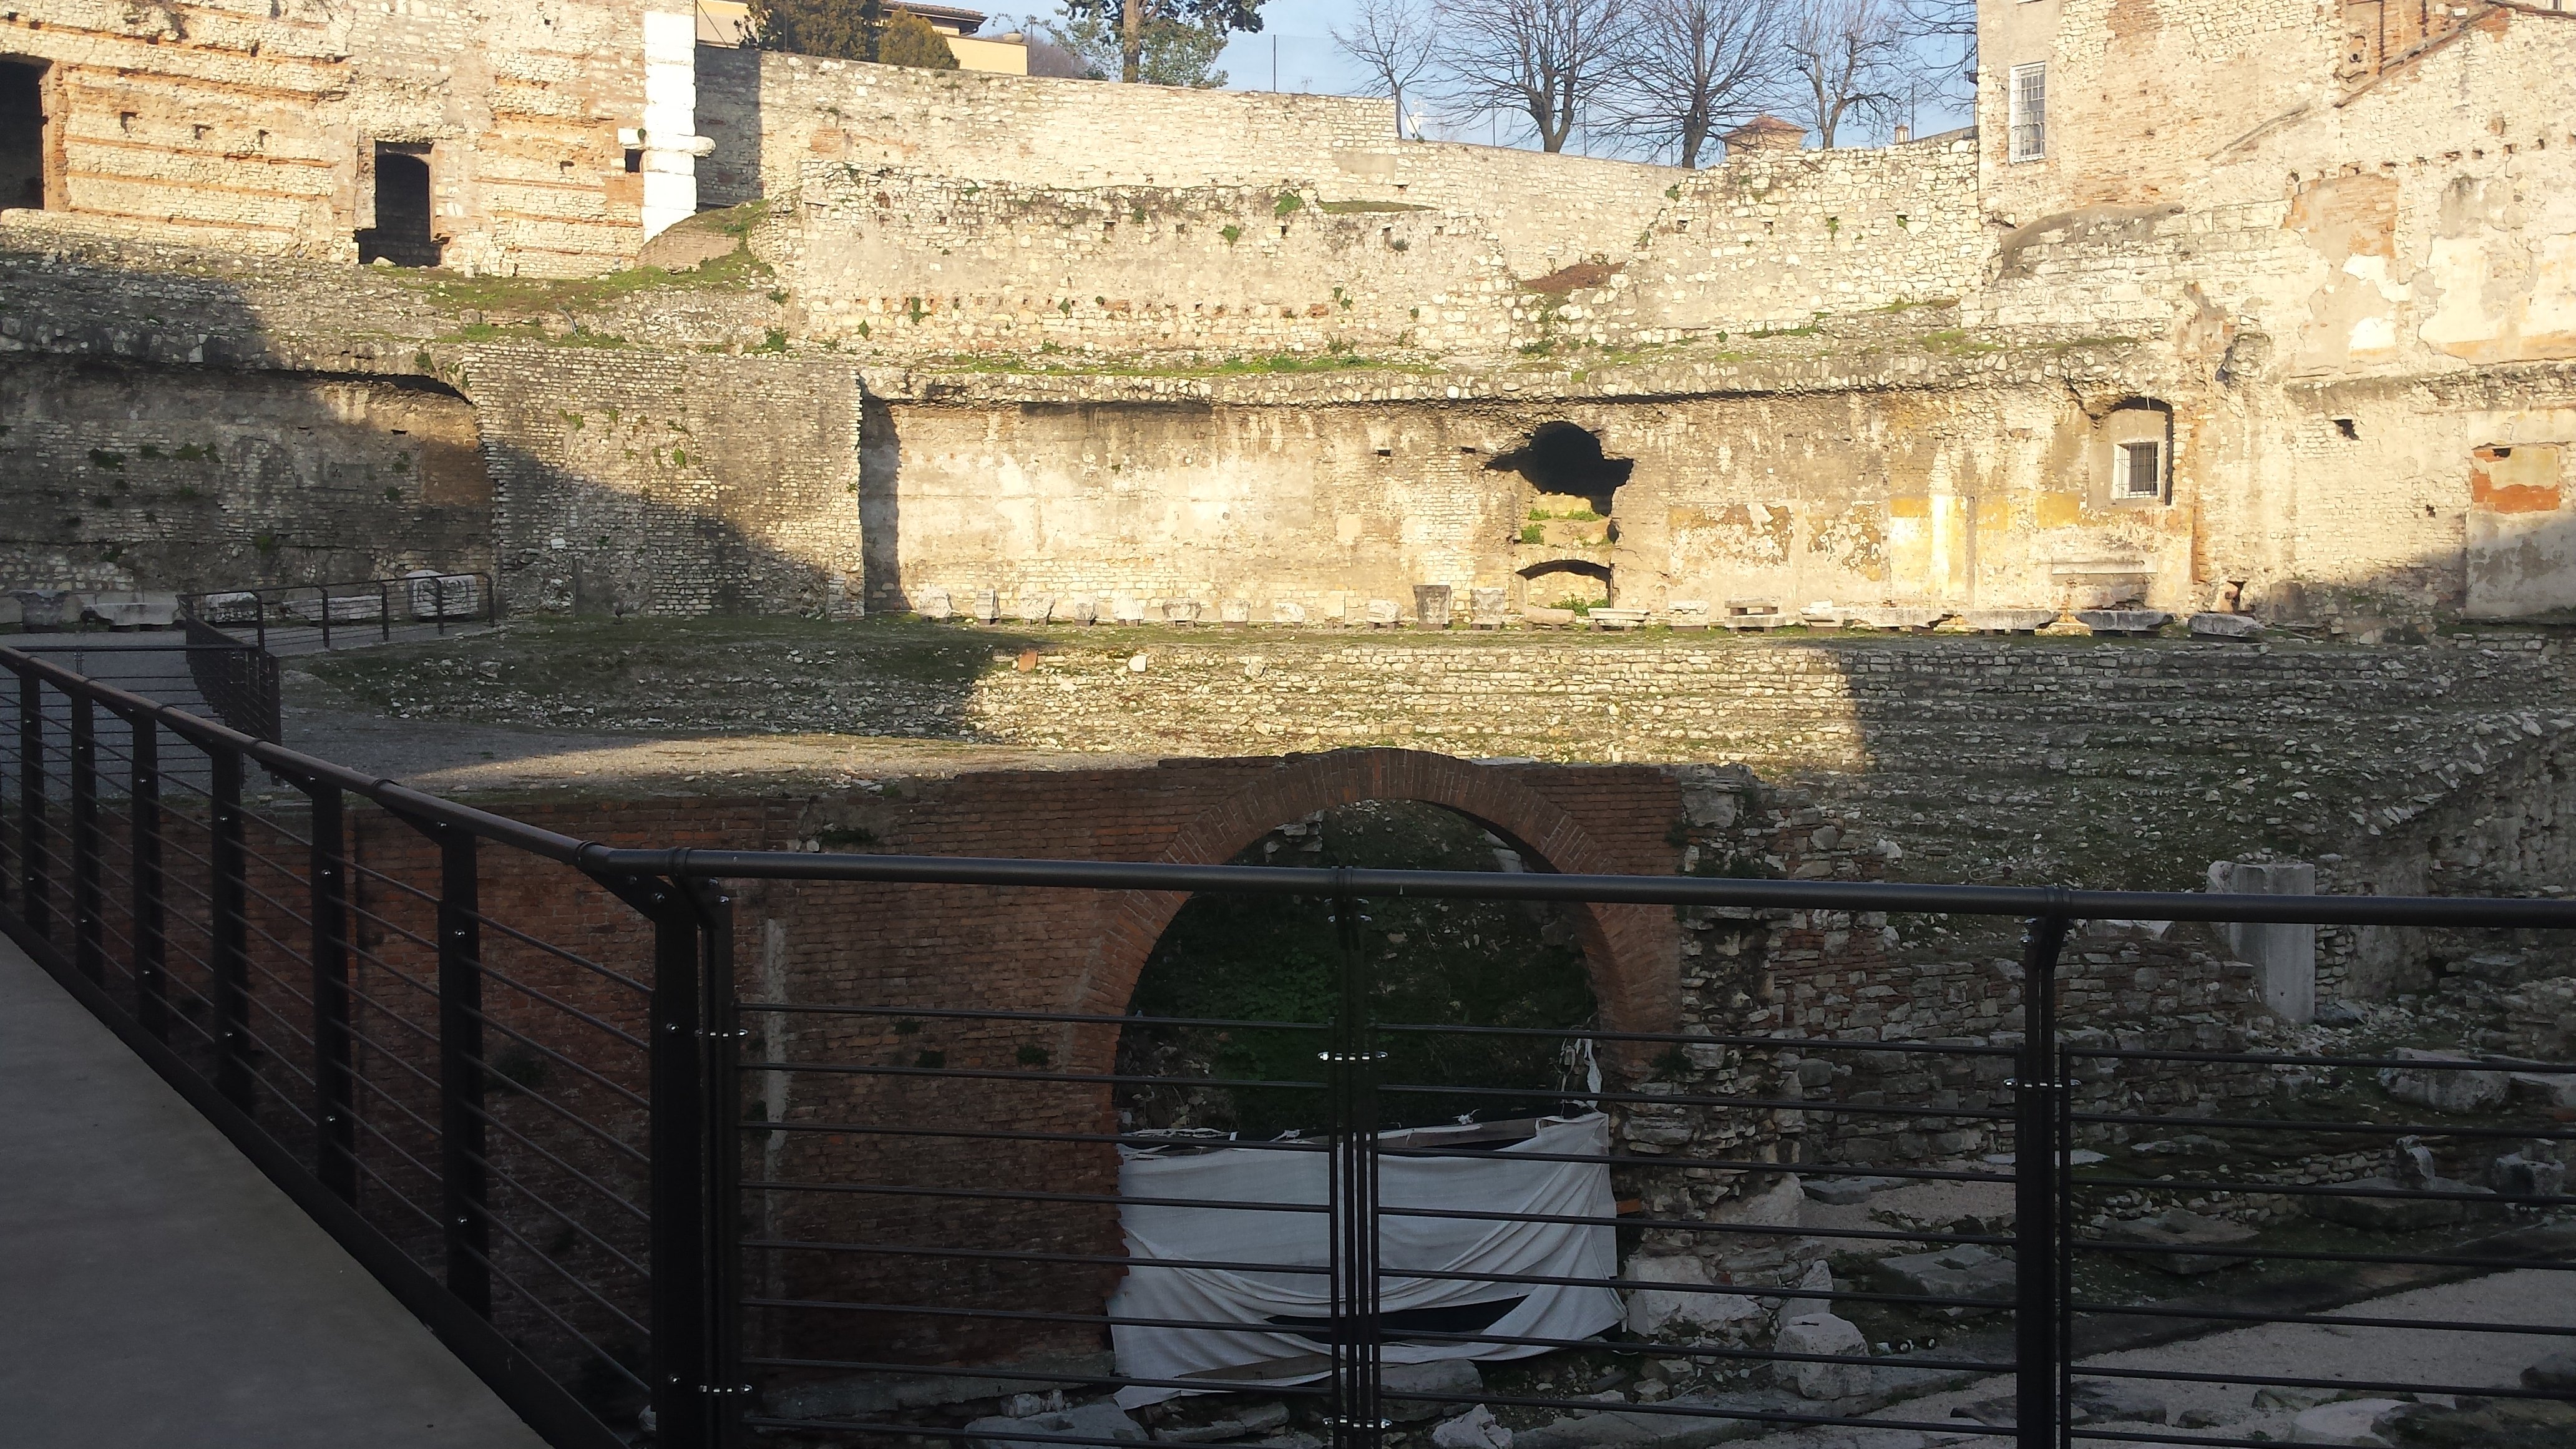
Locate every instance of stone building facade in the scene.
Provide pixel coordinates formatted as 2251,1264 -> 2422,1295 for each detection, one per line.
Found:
1,0 -> 2572,623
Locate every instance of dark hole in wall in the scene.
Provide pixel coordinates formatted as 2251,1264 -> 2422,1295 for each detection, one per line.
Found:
1488,422 -> 1634,517
0,57 -> 46,210
357,145 -> 441,267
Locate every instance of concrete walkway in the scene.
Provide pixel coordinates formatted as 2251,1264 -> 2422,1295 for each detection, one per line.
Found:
0,935 -> 549,1448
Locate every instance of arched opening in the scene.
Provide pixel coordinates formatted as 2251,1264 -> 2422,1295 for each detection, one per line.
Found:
1118,800 -> 1601,1139
1490,422 -> 1634,519
358,145 -> 441,268
1106,798 -> 1624,1402
1518,557 -> 1614,610
0,57 -> 48,211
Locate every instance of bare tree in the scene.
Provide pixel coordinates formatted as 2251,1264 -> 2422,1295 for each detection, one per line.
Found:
1437,0 -> 1634,155
1783,0 -> 1906,148
1893,0 -> 1977,110
1600,0 -> 1784,167
1332,0 -> 1440,137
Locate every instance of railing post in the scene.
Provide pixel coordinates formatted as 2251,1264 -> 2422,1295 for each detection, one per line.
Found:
435,826 -> 491,1315
590,868 -> 744,1449
210,745 -> 253,1110
2013,912 -> 2070,1449
379,582 -> 392,644
303,779 -> 356,1201
320,584 -> 334,651
1326,879 -> 1382,1449
70,692 -> 104,982
125,707 -> 167,1040
18,665 -> 49,939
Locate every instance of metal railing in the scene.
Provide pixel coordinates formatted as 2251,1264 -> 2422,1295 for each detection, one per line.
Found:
0,642 -> 2570,1449
181,571 -> 494,653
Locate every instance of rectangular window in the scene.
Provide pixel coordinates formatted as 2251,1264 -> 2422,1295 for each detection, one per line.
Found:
2115,440 -> 2164,500
2009,62 -> 2046,163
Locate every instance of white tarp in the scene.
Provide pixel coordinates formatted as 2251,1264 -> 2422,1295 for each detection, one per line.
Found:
1107,1113 -> 1622,1406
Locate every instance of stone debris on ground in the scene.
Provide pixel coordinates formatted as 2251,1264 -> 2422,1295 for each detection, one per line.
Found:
1773,1312 -> 1873,1400
2097,1208 -> 2260,1276
1433,1405 -> 1515,1449
1868,1247 -> 2014,1317
967,1403 -> 1148,1449
1624,1254 -> 1767,1338
1385,1359 -> 1485,1422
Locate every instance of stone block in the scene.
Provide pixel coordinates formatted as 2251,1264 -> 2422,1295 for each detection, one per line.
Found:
2208,860 -> 2318,1024
1111,596 -> 1148,625
915,587 -> 954,622
1413,584 -> 1453,628
1272,600 -> 1309,625
1870,1246 -> 2014,1315
1470,588 -> 1510,628
2526,1350 -> 2576,1391
1621,1254 -> 1765,1338
1589,608 -> 1649,630
1846,606 -> 1949,631
1800,1178 -> 1873,1206
1017,595 -> 1055,624
1522,607 -> 1578,627
1365,598 -> 1402,627
2378,1047 -> 2509,1113
1666,600 -> 1710,630
0,596 -> 19,628
2507,1070 -> 2576,1110
1963,608 -> 2058,633
972,589 -> 1000,623
1220,598 -> 1253,625
1797,601 -> 1843,627
2287,1398 -> 2406,1445
1771,1313 -> 1870,1400
2492,1152 -> 2567,1199
2076,609 -> 2171,635
966,1403 -> 1145,1449
1060,597 -> 1099,625
2190,612 -> 2265,639
1383,1358 -> 1482,1422
2098,1208 -> 2257,1274
1163,598 -> 1202,624
1431,1405 -> 1511,1449
2304,1174 -> 2494,1231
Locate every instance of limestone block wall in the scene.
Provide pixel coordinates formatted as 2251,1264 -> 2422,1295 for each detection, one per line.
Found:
467,347 -> 865,617
0,0 -> 683,277
0,357 -> 491,593
763,168 -> 1519,355
864,363 -> 2230,623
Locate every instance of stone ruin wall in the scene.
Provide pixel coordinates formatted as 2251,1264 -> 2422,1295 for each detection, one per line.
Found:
1,6 -> 2574,623
0,0 -> 688,276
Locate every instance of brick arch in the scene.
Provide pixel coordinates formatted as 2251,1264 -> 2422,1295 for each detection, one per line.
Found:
1078,748 -> 1680,1047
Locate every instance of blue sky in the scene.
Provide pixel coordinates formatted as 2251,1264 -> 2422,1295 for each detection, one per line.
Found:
992,1 -> 1972,155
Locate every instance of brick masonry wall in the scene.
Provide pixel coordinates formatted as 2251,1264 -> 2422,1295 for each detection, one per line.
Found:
1,0 -> 676,277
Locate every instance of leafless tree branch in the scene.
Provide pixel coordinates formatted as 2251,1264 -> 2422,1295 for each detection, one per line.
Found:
1331,0 -> 1441,137
1598,0 -> 1786,167
1435,0 -> 1634,154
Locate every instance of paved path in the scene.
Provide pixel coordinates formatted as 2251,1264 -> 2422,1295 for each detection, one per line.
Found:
0,935 -> 549,1448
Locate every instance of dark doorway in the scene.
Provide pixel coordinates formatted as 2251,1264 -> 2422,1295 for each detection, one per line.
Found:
0,57 -> 47,211
356,145 -> 440,267
1489,422 -> 1635,517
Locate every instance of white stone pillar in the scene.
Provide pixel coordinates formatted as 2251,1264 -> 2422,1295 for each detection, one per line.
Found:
2207,859 -> 2318,1024
640,7 -> 703,238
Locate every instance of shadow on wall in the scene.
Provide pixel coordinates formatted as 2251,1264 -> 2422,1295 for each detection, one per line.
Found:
0,353 -> 495,594
0,245 -> 864,615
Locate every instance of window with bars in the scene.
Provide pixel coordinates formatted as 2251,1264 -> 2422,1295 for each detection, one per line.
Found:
2115,440 -> 2165,501
2009,62 -> 2046,162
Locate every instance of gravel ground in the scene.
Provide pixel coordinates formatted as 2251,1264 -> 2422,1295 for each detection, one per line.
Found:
279,671 -> 1141,798
1733,1268 -> 2575,1448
